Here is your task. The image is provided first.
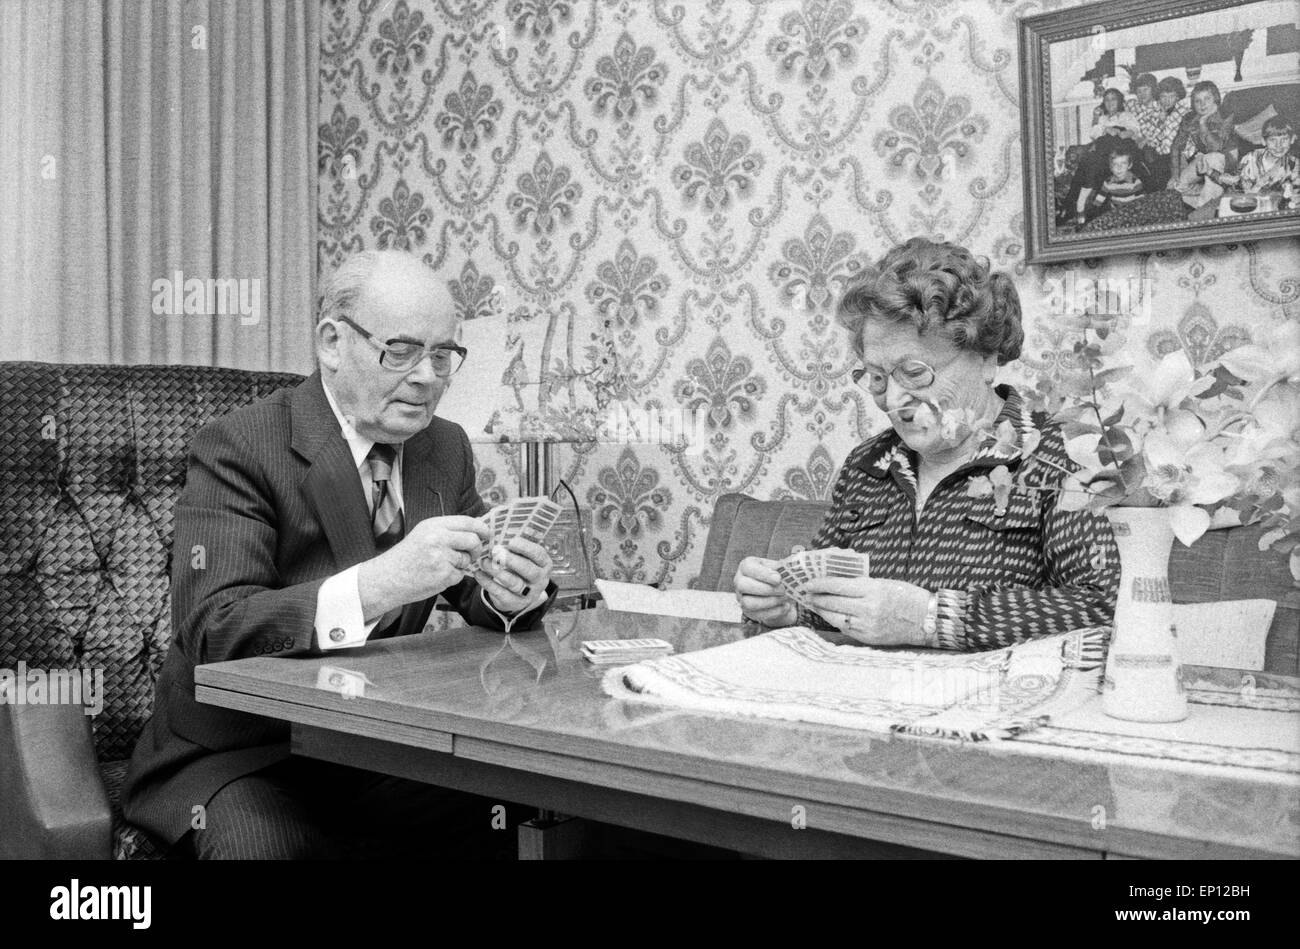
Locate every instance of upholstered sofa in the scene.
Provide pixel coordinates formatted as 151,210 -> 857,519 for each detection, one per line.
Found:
0,362 -> 304,859
698,492 -> 1300,675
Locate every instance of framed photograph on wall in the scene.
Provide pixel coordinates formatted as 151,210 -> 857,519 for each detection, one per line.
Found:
1019,0 -> 1300,264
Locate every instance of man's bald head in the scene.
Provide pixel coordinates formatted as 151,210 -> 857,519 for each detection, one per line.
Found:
315,250 -> 461,443
317,250 -> 450,330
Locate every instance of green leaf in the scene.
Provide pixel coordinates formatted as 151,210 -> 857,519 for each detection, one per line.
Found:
1062,420 -> 1103,439
1260,492 -> 1286,514
1259,528 -> 1288,551
1119,454 -> 1146,486
1198,363 -> 1247,401
1098,428 -> 1134,466
1091,367 -> 1133,388
1094,478 -> 1128,500
1272,535 -> 1300,554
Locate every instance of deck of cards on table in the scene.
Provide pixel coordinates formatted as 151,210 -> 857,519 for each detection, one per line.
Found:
476,496 -> 563,571
581,639 -> 675,665
776,548 -> 871,610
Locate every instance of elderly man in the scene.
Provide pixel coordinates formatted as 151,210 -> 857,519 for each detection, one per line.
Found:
123,250 -> 555,858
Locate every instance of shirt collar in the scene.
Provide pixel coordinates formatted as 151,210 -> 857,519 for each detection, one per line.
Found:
320,377 -> 402,473
855,384 -> 1033,479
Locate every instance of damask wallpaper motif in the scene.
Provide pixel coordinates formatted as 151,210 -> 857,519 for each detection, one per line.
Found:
317,0 -> 1299,587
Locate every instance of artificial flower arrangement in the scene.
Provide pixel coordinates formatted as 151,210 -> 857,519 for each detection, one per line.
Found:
965,316 -> 1300,582
484,403 -> 608,443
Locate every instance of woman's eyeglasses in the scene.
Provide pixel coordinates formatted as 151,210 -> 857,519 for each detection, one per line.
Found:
337,315 -> 467,376
851,360 -> 937,395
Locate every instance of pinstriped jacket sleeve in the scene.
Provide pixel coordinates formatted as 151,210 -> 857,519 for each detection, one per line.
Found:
170,419 -> 325,665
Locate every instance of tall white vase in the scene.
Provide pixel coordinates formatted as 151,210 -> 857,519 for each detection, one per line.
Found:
1101,507 -> 1188,723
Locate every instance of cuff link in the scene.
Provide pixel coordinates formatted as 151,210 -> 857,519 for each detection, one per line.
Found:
329,627 -> 346,643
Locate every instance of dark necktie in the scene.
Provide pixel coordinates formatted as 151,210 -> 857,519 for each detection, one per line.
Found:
366,443 -> 405,634
367,443 -> 404,551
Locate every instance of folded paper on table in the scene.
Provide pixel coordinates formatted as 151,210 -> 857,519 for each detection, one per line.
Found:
594,579 -> 743,623
1171,600 -> 1275,671
602,625 -> 1109,740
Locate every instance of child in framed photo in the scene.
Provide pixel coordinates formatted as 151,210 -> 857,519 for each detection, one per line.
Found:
1221,116 -> 1300,206
1174,109 -> 1238,220
1100,149 -> 1147,205
1060,87 -> 1151,225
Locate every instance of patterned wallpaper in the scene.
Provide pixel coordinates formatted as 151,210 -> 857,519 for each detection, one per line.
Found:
317,0 -> 1299,587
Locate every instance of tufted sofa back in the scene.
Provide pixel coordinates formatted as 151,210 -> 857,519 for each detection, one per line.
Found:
0,362 -> 305,764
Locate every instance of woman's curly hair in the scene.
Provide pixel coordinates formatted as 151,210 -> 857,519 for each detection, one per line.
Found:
834,237 -> 1024,365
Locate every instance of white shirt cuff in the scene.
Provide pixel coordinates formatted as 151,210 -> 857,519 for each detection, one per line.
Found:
315,565 -> 379,650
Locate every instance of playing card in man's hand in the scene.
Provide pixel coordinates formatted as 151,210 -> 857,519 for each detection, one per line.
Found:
474,496 -> 563,571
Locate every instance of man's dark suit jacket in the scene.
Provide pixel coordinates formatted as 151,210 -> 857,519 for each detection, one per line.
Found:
123,372 -> 553,845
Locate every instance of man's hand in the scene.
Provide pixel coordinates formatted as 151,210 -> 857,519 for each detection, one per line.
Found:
474,536 -> 553,615
803,576 -> 932,646
733,557 -> 797,628
357,515 -> 490,622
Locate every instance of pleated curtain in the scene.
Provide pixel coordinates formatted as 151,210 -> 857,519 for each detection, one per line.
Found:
0,0 -> 319,373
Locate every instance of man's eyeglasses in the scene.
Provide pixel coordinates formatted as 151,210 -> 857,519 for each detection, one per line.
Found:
337,315 -> 467,376
851,360 -> 938,395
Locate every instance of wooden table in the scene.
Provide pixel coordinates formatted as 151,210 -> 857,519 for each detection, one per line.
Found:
194,607 -> 1300,859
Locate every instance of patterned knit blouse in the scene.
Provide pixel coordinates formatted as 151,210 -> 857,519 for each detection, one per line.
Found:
799,385 -> 1119,652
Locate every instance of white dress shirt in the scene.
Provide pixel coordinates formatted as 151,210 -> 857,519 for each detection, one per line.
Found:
313,381 -> 406,650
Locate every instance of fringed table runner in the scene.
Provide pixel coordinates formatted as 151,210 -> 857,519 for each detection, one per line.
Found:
990,675 -> 1300,778
601,625 -> 1109,742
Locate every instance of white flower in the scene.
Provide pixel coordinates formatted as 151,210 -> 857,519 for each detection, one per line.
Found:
1124,350 -> 1213,418
1219,322 -> 1300,386
1064,432 -> 1102,471
1142,430 -> 1242,545
1219,384 -> 1300,481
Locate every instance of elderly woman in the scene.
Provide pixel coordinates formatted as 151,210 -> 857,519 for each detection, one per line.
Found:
734,238 -> 1119,651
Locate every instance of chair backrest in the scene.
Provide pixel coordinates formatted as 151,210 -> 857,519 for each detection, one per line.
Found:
0,362 -> 305,763
1166,524 -> 1300,674
698,492 -> 1299,674
696,493 -> 833,593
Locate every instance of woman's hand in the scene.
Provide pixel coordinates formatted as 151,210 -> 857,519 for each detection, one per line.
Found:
803,577 -> 933,647
733,557 -> 797,628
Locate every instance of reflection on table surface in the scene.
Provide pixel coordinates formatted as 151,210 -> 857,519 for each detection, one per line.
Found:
199,606 -> 1300,857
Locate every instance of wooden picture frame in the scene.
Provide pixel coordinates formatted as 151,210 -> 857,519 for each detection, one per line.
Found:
1018,0 -> 1300,264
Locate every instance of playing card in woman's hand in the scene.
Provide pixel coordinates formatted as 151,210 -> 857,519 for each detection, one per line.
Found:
776,547 -> 869,607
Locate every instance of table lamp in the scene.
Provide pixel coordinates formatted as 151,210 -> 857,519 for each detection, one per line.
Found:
438,307 -> 601,602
